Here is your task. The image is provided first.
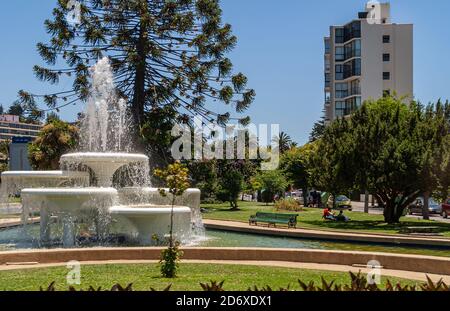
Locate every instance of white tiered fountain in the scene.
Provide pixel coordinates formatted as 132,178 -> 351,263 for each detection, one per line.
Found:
0,57 -> 202,248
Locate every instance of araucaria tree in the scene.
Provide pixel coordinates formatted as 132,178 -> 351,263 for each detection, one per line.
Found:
312,96 -> 450,224
19,0 -> 254,156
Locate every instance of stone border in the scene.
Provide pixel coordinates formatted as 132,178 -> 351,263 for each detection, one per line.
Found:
204,219 -> 450,247
1,247 -> 449,276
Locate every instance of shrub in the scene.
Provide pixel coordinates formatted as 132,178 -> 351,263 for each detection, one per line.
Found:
275,198 -> 302,212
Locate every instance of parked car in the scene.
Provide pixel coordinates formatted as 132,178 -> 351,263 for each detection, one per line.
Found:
407,197 -> 442,215
326,194 -> 352,211
442,198 -> 450,219
286,191 -> 304,205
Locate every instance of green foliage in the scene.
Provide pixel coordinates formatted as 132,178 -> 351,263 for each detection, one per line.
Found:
309,116 -> 326,142
272,131 -> 294,154
311,96 -> 450,224
28,119 -> 79,170
274,197 -> 301,212
279,145 -> 314,205
160,242 -> 184,279
154,161 -> 190,197
254,170 -> 288,204
20,0 -> 255,161
217,169 -> 243,210
153,161 -> 190,278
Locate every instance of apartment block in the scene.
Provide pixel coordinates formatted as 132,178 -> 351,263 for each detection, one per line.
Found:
324,2 -> 413,122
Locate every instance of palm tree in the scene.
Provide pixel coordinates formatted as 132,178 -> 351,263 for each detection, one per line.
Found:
272,132 -> 293,154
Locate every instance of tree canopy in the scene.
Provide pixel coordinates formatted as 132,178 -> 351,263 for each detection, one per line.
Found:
19,0 -> 255,151
311,96 -> 450,223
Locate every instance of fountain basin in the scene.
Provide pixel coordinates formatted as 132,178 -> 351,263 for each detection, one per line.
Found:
118,187 -> 200,209
109,205 -> 192,245
60,152 -> 149,187
1,171 -> 90,193
21,188 -> 118,247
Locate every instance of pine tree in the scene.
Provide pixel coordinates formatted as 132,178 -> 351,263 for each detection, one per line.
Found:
18,0 -> 254,147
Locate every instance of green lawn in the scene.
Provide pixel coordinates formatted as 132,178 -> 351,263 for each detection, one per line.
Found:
0,263 -> 418,291
201,202 -> 450,237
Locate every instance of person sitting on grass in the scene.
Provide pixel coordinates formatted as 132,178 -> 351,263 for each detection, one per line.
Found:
323,207 -> 336,221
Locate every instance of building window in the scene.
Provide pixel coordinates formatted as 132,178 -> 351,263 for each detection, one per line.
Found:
325,73 -> 331,88
325,57 -> 331,72
383,35 -> 390,43
335,65 -> 344,80
335,82 -> 348,99
335,101 -> 346,118
335,28 -> 344,44
350,79 -> 361,95
324,38 -> 330,54
383,72 -> 390,80
344,21 -> 361,42
344,39 -> 361,60
344,58 -> 361,79
335,47 -> 345,61
383,53 -> 390,62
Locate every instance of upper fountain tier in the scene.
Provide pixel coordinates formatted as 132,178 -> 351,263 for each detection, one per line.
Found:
60,152 -> 149,187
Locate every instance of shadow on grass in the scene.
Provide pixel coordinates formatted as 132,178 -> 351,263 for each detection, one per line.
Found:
301,219 -> 450,234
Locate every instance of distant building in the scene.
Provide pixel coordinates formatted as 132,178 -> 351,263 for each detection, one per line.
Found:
0,114 -> 43,141
323,2 -> 413,122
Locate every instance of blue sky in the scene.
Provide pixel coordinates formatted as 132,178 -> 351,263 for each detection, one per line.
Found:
0,0 -> 449,144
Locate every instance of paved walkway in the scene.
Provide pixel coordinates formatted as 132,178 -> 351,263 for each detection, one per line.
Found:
1,259 -> 449,283
203,219 -> 450,247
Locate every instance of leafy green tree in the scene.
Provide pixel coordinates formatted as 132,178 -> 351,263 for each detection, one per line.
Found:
254,170 -> 288,205
309,120 -> 354,209
154,161 -> 190,278
279,145 -> 314,206
19,0 -> 255,156
28,119 -> 79,170
187,159 -> 219,201
217,169 -> 243,210
309,115 -> 326,142
0,104 -> 4,115
313,96 -> 449,223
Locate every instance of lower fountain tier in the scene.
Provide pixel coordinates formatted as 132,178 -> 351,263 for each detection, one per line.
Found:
109,205 -> 192,244
60,152 -> 149,187
0,171 -> 90,193
21,187 -> 118,247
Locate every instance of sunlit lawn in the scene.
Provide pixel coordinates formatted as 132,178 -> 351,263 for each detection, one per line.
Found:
201,201 -> 450,237
0,263 -> 417,291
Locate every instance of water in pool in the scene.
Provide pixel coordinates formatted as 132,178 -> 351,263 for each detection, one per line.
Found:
1,224 -> 449,257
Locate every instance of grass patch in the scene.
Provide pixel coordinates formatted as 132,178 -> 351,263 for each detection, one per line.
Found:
0,263 -> 418,291
201,202 -> 450,237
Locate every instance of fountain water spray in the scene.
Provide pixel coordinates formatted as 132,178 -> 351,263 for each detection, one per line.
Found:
1,56 -> 204,248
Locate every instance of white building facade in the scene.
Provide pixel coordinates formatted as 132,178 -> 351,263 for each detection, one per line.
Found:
324,2 -> 413,122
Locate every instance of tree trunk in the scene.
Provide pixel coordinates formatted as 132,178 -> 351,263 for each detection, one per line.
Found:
132,4 -> 148,129
422,192 -> 430,220
364,190 -> 369,213
383,198 -> 406,224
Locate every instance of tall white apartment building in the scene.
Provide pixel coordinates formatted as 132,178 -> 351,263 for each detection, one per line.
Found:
324,2 -> 413,122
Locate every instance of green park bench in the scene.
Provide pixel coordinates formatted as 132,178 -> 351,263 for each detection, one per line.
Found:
249,212 -> 299,229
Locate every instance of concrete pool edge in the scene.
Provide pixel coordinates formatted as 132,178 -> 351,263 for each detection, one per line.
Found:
203,219 -> 450,247
1,247 -> 450,276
